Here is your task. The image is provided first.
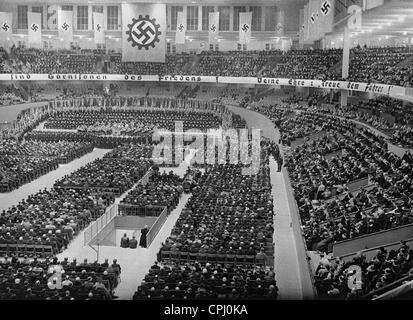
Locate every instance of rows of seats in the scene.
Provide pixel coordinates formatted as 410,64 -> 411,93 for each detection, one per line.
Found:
133,140 -> 277,299
243,104 -> 413,254
315,242 -> 413,299
45,109 -> 222,133
54,152 -> 152,196
120,171 -> 183,215
0,256 -> 121,300
3,47 -> 413,86
133,261 -> 277,300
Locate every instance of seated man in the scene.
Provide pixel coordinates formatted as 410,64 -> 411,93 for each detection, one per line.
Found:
120,233 -> 129,248
129,236 -> 138,249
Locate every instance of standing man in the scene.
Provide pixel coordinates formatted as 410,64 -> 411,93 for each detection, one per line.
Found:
277,156 -> 283,172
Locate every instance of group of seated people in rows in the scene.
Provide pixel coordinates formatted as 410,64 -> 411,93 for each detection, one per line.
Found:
0,139 -> 93,163
45,108 -> 222,133
315,241 -> 413,299
121,170 -> 183,213
2,46 -> 413,86
246,104 -> 413,255
133,261 -> 278,300
0,187 -> 111,252
0,255 -> 121,300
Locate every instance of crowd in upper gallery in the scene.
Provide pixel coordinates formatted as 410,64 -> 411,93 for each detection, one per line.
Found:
0,46 -> 412,87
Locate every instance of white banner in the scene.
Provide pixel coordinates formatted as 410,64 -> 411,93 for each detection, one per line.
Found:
58,9 -> 73,44
0,73 -> 408,99
175,11 -> 186,44
308,0 -> 321,42
208,12 -> 219,44
28,12 -> 42,45
239,12 -> 252,45
93,12 -> 105,44
122,3 -> 166,62
0,12 -> 12,44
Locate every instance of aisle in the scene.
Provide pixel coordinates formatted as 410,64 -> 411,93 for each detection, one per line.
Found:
270,156 -> 303,299
0,148 -> 110,212
227,104 -> 309,299
56,193 -> 191,300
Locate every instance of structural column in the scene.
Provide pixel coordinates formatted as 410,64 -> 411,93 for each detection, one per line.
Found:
341,26 -> 350,107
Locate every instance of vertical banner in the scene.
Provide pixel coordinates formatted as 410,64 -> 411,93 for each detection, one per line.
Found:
28,12 -> 42,45
299,8 -> 304,46
58,9 -> 73,43
319,0 -> 335,35
122,3 -> 166,62
239,12 -> 252,45
93,12 -> 105,44
208,12 -> 219,44
175,11 -> 186,44
303,4 -> 310,42
0,12 -> 12,45
308,0 -> 320,42
275,9 -> 284,36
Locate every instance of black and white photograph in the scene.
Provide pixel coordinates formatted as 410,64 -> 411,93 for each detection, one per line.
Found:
0,0 -> 412,312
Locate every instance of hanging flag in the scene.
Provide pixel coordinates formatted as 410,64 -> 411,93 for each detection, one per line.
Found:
362,0 -> 384,11
275,9 -> 284,36
93,12 -> 105,44
208,12 -> 219,44
319,0 -> 335,35
122,3 -> 166,62
299,8 -> 305,46
239,12 -> 252,45
303,4 -> 310,42
58,9 -> 73,44
308,0 -> 324,42
175,11 -> 186,44
0,12 -> 12,45
28,12 -> 42,45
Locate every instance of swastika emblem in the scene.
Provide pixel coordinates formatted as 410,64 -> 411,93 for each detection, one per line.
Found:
96,24 -> 102,32
210,24 -> 217,33
241,23 -> 249,33
310,11 -> 319,23
178,24 -> 184,32
2,23 -> 10,32
126,15 -> 161,50
31,23 -> 39,32
62,22 -> 70,31
321,1 -> 331,15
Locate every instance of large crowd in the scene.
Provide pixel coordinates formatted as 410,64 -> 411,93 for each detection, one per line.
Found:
0,256 -> 121,300
2,46 -> 413,86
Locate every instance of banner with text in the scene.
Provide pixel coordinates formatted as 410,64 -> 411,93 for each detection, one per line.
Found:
122,3 -> 166,62
0,73 -> 408,99
93,12 -> 105,44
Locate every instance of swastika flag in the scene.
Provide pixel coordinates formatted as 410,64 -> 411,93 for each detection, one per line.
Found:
175,11 -> 186,44
28,12 -> 42,45
0,12 -> 12,45
122,3 -> 166,63
58,9 -> 73,46
208,12 -> 219,45
239,12 -> 252,45
93,12 -> 105,44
